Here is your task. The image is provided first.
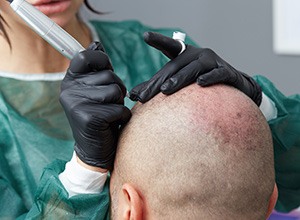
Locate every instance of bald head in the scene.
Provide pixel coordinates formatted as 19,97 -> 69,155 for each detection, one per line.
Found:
111,84 -> 274,219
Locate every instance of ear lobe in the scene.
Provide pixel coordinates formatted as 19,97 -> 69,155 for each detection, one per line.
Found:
266,184 -> 278,219
121,183 -> 144,220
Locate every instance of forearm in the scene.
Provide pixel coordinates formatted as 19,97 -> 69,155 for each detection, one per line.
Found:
259,92 -> 278,121
59,152 -> 108,197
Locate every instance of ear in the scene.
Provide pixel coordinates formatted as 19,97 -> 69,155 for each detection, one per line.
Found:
120,183 -> 144,220
266,184 -> 278,219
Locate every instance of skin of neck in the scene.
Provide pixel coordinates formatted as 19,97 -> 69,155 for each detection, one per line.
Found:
0,2 -> 92,74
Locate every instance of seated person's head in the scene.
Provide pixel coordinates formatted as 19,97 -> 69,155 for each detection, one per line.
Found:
110,84 -> 277,220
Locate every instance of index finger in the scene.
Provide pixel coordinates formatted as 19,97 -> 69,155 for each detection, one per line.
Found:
144,32 -> 183,59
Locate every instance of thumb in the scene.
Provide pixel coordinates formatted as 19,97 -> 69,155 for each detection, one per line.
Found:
143,32 -> 182,59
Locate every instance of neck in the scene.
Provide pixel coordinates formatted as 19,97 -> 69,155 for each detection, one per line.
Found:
0,14 -> 92,74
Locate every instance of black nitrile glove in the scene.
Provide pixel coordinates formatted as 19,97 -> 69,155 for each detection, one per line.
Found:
60,42 -> 131,170
129,32 -> 262,106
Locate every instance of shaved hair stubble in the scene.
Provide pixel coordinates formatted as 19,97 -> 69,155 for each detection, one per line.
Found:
110,84 -> 274,220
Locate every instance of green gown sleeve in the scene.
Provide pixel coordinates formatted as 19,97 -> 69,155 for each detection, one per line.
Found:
254,75 -> 300,213
18,160 -> 110,220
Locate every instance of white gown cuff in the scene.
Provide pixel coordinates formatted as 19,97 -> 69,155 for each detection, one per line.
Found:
259,92 -> 278,121
59,152 -> 108,197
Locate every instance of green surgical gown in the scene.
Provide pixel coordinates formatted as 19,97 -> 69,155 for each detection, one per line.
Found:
0,20 -> 299,219
254,76 -> 300,212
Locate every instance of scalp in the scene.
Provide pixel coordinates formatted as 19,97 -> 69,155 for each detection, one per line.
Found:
113,84 -> 274,219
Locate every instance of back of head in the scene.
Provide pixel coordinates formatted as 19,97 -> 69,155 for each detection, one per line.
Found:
111,84 -> 274,220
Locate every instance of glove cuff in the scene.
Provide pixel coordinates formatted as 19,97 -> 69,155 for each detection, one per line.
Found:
248,76 -> 263,106
74,143 -> 115,170
239,72 -> 263,106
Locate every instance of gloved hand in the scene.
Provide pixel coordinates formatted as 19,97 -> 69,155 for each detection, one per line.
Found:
129,32 -> 262,106
60,42 -> 131,170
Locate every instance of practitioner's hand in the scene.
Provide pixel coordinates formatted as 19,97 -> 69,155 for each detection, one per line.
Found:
129,32 -> 262,106
60,42 -> 131,170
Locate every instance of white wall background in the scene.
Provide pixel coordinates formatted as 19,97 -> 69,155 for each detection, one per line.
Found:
81,0 -> 300,96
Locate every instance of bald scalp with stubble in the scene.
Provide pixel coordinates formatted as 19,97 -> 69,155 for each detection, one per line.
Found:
111,84 -> 275,220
